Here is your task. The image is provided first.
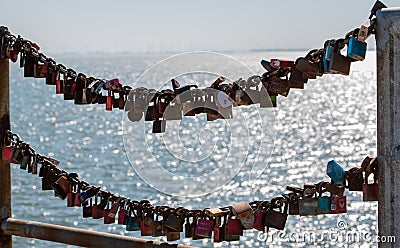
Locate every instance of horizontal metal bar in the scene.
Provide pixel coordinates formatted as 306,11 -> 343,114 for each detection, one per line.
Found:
1,218 -> 194,248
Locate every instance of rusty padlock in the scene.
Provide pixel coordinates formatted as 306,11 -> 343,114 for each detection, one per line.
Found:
346,167 -> 364,191
264,197 -> 288,231
363,157 -> 379,201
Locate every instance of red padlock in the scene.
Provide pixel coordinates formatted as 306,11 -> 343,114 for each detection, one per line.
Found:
270,59 -> 295,69
118,208 -> 127,225
140,221 -> 153,236
227,218 -> 243,236
2,145 -> 14,162
253,209 -> 266,232
330,195 -> 347,214
106,91 -> 113,111
362,157 -> 379,201
363,174 -> 379,201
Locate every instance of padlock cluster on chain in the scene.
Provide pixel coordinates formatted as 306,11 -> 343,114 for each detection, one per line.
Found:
0,1 -> 387,133
1,130 -> 379,242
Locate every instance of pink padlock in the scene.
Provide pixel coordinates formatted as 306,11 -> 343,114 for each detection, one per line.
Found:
194,218 -> 214,238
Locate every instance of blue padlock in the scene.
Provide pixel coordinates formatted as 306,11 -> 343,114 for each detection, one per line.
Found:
347,37 -> 367,61
326,160 -> 345,184
318,194 -> 331,214
325,45 -> 334,62
78,186 -> 98,203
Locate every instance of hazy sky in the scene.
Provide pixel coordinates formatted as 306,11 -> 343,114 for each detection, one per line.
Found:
2,0 -> 398,54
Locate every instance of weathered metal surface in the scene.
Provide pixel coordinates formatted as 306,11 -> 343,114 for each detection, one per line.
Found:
376,7 -> 400,248
1,218 -> 194,248
0,58 -> 11,248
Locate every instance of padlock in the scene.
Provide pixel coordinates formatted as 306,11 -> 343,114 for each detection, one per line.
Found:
267,76 -> 290,97
299,197 -> 319,216
126,215 -> 140,231
74,73 -> 87,105
270,59 -> 295,69
252,209 -> 266,231
73,183 -> 82,207
325,183 -> 345,196
64,70 -> 76,100
152,210 -> 165,237
23,55 -> 36,77
288,68 -> 307,89
106,90 -> 113,111
194,214 -> 214,238
363,168 -> 379,201
30,155 -> 38,175
19,145 -> 32,170
346,167 -> 364,191
184,212 -> 197,238
157,98 -> 168,116
331,195 -> 347,214
233,80 -> 252,106
2,145 -> 14,162
298,185 -> 319,216
104,200 -> 116,224
164,229 -> 180,241
264,198 -> 288,230
145,97 -> 160,121
245,76 -> 262,104
328,39 -> 352,75
117,208 -> 127,225
56,75 -> 64,94
317,191 -> 331,215
232,202 -> 252,219
324,40 -> 335,62
67,182 -> 79,207
119,89 -> 129,110
107,201 -> 120,219
205,208 -> 226,218
347,37 -> 367,61
42,169 -> 60,191
117,200 -> 129,225
34,62 -> 48,78
152,120 -> 166,133
269,94 -> 277,107
45,66 -> 54,85
11,143 -> 23,164
284,193 -> 300,216
79,186 -> 99,203
92,195 -> 105,219
295,58 -> 318,79
67,192 -> 75,207
82,199 -> 93,218
51,175 -> 71,200
223,224 -> 240,241
214,217 -> 225,243
140,221 -> 153,236
358,20 -> 371,43
165,210 -> 185,232
327,160 -> 345,184
227,217 -> 243,236
140,208 -> 154,236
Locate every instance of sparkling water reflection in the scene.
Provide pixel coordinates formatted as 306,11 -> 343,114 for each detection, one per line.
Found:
10,51 -> 377,247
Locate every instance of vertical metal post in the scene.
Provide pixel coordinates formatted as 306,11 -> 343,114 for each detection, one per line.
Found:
376,8 -> 400,247
0,57 -> 11,248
